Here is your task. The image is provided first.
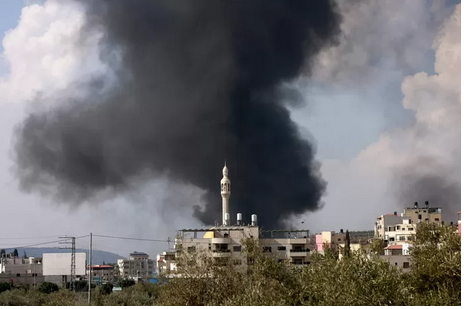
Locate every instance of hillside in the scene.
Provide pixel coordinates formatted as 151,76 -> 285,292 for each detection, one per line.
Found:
4,248 -> 124,265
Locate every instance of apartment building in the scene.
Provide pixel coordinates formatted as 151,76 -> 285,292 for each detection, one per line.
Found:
0,256 -> 42,276
384,217 -> 415,245
376,202 -> 442,243
315,229 -> 373,258
156,251 -> 176,276
90,265 -> 116,284
403,201 -> 442,224
117,252 -> 155,279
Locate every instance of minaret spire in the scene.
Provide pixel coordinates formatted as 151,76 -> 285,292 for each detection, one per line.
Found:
221,161 -> 231,225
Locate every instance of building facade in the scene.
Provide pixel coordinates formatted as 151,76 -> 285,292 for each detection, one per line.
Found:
117,252 -> 155,279
156,251 -> 176,276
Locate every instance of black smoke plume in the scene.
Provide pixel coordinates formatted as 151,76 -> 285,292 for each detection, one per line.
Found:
14,0 -> 341,228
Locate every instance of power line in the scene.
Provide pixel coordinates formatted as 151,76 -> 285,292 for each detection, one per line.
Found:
93,234 -> 168,243
0,235 -> 63,240
0,235 -> 89,250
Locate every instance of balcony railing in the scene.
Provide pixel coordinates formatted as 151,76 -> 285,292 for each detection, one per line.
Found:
290,249 -> 310,252
212,249 -> 231,253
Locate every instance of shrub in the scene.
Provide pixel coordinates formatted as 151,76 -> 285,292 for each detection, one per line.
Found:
101,282 -> 113,295
37,282 -> 59,294
117,278 -> 135,288
0,282 -> 12,293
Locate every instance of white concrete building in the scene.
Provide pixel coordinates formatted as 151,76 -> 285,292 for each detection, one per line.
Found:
384,217 -> 415,245
117,252 -> 155,279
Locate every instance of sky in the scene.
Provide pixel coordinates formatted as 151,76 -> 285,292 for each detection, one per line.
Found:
0,0 -> 461,258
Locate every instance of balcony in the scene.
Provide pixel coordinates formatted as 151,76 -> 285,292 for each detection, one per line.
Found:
289,249 -> 310,257
211,238 -> 231,244
212,250 -> 231,258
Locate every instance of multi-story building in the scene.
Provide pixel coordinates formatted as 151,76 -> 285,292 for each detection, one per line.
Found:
0,256 -> 42,276
315,229 -> 373,258
117,252 -> 155,279
156,251 -> 176,276
402,201 -> 442,224
384,217 -> 415,245
90,265 -> 116,284
376,202 -> 442,244
174,164 -> 312,268
375,213 -> 403,240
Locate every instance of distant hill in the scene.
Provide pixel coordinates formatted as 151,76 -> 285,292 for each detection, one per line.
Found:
4,248 -> 124,265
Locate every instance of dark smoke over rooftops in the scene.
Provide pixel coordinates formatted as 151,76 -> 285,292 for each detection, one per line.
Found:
13,0 -> 341,228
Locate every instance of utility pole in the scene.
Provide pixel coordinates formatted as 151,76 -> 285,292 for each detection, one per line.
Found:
88,233 -> 92,305
58,236 -> 76,291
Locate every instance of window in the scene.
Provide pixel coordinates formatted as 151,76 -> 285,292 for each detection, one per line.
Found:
425,218 -> 429,221
408,228 -> 414,231
402,228 -> 405,231
233,246 -> 241,252
398,236 -> 405,241
389,238 -> 394,242
434,218 -> 440,222
187,246 -> 196,254
262,247 -> 272,253
394,262 -> 397,266
277,246 -> 286,251
247,258 -> 254,265
233,259 -> 242,265
397,226 -> 401,230
403,262 -> 410,269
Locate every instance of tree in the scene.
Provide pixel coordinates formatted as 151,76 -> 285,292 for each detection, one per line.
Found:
344,230 -> 351,257
13,249 -> 18,258
22,251 -> 27,259
407,222 -> 460,305
0,249 -> 5,258
368,237 -> 385,255
117,278 -> 135,288
38,282 -> 59,294
101,282 -> 113,295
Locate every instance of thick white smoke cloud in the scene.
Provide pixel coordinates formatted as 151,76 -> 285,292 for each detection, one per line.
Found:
301,3 -> 460,231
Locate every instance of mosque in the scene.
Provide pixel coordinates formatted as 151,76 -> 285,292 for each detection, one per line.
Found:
174,162 -> 312,266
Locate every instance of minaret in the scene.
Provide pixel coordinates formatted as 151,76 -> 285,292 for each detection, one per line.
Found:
221,161 -> 231,226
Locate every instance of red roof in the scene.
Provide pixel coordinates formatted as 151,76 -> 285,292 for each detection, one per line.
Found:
385,245 -> 403,250
458,211 -> 461,214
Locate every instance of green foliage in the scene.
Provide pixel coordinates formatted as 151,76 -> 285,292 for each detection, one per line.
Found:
0,282 -> 12,293
369,237 -> 386,255
101,282 -> 113,295
37,282 -> 59,294
117,278 -> 136,288
12,249 -> 18,258
406,222 -> 461,305
0,224 -> 459,305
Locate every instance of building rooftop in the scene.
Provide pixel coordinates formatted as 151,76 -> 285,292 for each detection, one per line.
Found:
129,251 -> 148,256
